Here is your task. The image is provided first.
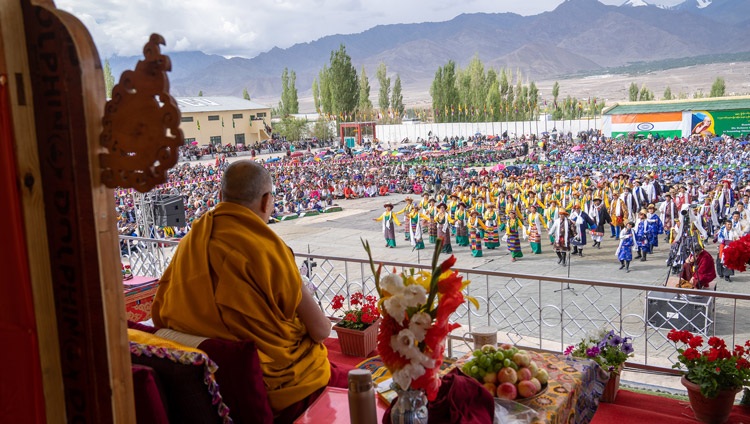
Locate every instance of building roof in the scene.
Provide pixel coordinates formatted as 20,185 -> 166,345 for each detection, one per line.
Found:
176,96 -> 270,113
603,96 -> 750,115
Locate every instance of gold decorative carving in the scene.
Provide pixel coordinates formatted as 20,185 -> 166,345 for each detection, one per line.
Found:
100,33 -> 183,192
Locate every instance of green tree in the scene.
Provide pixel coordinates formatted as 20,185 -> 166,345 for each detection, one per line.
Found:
242,88 -> 250,100
328,44 -> 359,119
638,85 -> 653,101
278,68 -> 299,117
275,116 -> 307,141
663,86 -> 673,100
198,90 -> 203,97
710,77 -> 726,97
628,83 -> 638,102
312,119 -> 334,141
312,78 -> 321,113
376,62 -> 390,120
319,65 -> 332,116
103,59 -> 115,99
357,65 -> 373,117
430,60 -> 459,123
391,75 -> 404,122
551,81 -> 562,120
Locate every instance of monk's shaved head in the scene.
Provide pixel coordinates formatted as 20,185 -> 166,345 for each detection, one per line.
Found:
221,160 -> 272,207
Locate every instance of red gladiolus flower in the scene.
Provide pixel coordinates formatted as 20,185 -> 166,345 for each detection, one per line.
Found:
377,315 -> 410,370
439,255 -> 457,273
437,271 -> 463,294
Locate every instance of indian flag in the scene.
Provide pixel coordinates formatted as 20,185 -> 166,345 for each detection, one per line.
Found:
606,112 -> 684,139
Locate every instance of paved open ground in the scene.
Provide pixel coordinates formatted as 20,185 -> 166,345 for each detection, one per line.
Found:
267,193 -> 750,394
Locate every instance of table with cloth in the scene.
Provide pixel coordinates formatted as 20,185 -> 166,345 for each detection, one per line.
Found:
455,350 -> 609,424
123,275 -> 159,322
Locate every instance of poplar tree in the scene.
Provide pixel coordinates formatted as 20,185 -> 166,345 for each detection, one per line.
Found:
376,62 -> 390,120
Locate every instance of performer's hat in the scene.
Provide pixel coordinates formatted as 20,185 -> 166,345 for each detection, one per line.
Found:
559,209 -> 570,216
572,203 -> 581,209
639,209 -> 647,215
647,203 -> 656,209
404,196 -> 413,202
384,203 -> 393,208
437,202 -> 447,209
593,197 -> 602,202
458,202 -> 467,208
470,209 -> 480,216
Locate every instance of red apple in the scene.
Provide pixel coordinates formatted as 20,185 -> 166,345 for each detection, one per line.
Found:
483,370 -> 497,385
517,367 -> 533,382
496,382 -> 518,400
499,343 -> 514,350
497,367 -> 518,384
517,380 -> 539,398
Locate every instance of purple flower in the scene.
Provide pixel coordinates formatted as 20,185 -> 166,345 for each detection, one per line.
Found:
622,343 -> 634,354
586,346 -> 600,357
608,335 -> 623,346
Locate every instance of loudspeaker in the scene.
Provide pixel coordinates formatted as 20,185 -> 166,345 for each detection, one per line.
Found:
646,291 -> 713,335
153,196 -> 185,227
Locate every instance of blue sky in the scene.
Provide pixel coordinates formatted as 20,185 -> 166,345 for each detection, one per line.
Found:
56,0 -> 687,59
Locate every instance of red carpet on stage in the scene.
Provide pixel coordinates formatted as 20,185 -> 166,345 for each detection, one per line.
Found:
592,390 -> 750,424
324,338 -> 368,368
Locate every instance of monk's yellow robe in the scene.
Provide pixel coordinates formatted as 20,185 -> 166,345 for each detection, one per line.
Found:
152,202 -> 329,412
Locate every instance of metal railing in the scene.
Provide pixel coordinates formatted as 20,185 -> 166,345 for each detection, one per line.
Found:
119,235 -> 750,373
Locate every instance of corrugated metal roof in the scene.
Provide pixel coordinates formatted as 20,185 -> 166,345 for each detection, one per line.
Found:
603,96 -> 750,115
176,96 -> 270,113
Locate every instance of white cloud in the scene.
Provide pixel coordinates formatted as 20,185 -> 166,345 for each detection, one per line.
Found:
54,0 -> 687,59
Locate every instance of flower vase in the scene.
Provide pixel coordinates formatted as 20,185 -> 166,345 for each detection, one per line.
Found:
600,366 -> 621,403
390,388 -> 428,424
682,376 -> 741,424
335,319 -> 380,357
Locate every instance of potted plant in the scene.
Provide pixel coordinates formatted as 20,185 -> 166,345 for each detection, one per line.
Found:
565,329 -> 634,402
331,292 -> 381,356
668,329 -> 750,423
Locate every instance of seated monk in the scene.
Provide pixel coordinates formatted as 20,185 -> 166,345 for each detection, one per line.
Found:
678,244 -> 716,289
152,160 -> 345,422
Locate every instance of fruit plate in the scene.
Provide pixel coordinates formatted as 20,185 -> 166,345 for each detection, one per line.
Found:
513,383 -> 548,404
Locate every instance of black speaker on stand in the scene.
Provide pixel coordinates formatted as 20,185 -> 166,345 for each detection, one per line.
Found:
153,196 -> 186,227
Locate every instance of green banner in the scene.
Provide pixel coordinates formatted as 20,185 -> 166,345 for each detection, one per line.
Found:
692,110 -> 750,137
611,130 -> 681,139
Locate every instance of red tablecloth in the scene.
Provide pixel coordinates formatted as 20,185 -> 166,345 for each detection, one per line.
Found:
124,276 -> 159,322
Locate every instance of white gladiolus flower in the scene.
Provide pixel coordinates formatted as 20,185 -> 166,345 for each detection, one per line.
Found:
392,362 -> 426,390
401,284 -> 427,308
380,273 -> 405,295
392,329 -> 418,358
408,312 -> 432,342
384,296 -> 407,324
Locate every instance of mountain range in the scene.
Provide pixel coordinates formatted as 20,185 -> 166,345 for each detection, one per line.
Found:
108,0 -> 750,106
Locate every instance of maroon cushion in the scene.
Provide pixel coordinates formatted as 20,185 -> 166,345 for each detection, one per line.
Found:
131,364 -> 170,424
197,338 -> 273,424
128,321 -> 273,424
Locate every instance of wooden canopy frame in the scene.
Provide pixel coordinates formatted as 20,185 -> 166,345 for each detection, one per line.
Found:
339,121 -> 377,146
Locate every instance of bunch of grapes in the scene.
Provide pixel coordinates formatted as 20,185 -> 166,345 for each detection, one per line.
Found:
461,344 -> 519,380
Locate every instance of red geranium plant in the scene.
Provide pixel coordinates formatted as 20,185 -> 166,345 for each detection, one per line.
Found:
667,329 -> 750,398
332,292 -> 381,331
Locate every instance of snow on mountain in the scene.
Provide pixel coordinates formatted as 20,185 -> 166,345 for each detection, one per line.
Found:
696,0 -> 712,8
620,0 -> 650,6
